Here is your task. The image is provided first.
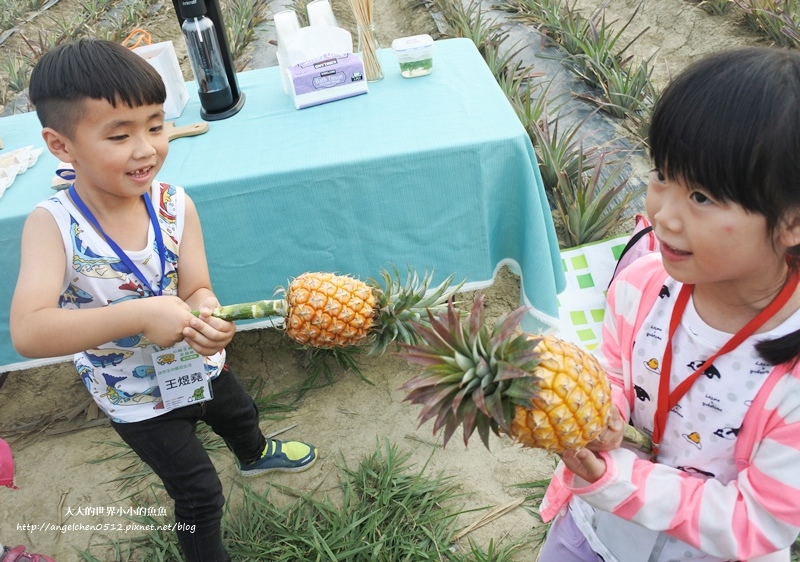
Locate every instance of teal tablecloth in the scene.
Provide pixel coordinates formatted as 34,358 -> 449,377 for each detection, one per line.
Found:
0,38 -> 564,370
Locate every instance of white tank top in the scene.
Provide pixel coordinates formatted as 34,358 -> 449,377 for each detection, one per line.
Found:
38,181 -> 224,423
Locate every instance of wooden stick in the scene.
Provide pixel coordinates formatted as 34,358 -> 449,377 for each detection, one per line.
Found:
452,498 -> 525,541
266,423 -> 298,438
348,0 -> 383,80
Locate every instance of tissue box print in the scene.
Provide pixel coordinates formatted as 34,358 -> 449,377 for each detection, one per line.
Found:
288,52 -> 368,109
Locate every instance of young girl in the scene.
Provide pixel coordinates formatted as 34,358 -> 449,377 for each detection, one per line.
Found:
537,47 -> 800,561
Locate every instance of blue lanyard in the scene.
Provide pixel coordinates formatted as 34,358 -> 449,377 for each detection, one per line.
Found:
68,184 -> 166,296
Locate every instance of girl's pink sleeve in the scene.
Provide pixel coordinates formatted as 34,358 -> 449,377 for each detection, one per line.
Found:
596,254 -> 667,421
565,388 -> 800,560
541,255 -> 665,523
595,272 -> 637,422
599,286 -> 629,420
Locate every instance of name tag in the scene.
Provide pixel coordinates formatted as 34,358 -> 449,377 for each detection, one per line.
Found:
152,344 -> 212,410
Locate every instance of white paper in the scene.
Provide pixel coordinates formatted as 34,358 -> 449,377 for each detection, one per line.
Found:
284,26 -> 353,66
0,145 -> 44,199
133,41 -> 190,120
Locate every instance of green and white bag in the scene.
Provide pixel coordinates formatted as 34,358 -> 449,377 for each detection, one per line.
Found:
556,215 -> 657,350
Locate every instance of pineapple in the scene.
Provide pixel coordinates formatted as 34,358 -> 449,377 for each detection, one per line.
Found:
284,272 -> 377,348
400,294 -> 648,454
203,267 -> 462,354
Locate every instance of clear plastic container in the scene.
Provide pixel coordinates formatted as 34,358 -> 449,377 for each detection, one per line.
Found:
391,34 -> 434,78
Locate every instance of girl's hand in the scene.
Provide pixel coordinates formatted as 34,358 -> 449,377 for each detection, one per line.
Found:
182,296 -> 236,356
561,406 -> 624,485
585,406 -> 625,453
562,448 -> 607,484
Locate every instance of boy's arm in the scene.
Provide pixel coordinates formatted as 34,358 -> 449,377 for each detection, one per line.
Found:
10,208 -> 195,358
176,194 -> 236,356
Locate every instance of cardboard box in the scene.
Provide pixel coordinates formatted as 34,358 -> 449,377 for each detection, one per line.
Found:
288,52 -> 368,109
133,41 -> 190,120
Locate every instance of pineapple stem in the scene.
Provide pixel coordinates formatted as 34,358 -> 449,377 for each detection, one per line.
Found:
192,300 -> 288,321
623,424 -> 652,454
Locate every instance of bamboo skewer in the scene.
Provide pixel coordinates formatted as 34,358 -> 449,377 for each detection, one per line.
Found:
348,0 -> 383,81
452,498 -> 525,541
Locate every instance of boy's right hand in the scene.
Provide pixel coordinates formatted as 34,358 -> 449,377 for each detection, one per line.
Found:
139,296 -> 194,348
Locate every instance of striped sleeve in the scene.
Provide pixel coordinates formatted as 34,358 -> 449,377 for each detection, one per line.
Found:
540,254 -> 666,522
594,253 -> 666,421
567,378 -> 800,560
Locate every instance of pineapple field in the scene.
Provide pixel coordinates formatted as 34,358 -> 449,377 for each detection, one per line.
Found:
0,0 -> 792,559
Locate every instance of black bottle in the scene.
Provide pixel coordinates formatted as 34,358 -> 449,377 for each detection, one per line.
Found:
178,0 -> 233,113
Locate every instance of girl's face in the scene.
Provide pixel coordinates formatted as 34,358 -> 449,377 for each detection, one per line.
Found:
646,169 -> 787,290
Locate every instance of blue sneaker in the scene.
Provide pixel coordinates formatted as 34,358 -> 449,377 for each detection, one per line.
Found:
237,439 -> 318,476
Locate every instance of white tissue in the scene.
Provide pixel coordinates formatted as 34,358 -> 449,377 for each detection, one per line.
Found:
284,26 -> 353,67
0,145 -> 44,199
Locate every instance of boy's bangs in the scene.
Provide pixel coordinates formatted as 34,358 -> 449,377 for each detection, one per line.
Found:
77,41 -> 166,108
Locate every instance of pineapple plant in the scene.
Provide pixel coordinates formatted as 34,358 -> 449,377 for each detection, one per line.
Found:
400,293 -> 649,454
202,267 -> 462,354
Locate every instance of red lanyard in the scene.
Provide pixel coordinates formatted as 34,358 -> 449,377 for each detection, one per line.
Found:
651,272 -> 799,458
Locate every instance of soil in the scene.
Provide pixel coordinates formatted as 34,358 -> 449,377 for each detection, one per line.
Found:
0,0 -> 767,560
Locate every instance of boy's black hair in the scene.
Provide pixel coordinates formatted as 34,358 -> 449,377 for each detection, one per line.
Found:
29,38 -> 167,137
649,47 -> 800,366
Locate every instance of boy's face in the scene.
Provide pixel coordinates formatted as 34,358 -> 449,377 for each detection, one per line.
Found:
47,97 -> 168,202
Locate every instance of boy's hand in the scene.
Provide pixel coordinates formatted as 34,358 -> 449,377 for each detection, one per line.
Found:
585,406 -> 625,453
183,296 -> 236,356
140,296 -> 195,348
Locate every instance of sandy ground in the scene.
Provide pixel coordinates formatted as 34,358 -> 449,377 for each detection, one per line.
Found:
0,0 -> 765,559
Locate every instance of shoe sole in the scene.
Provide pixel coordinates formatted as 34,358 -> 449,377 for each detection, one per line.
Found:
237,454 -> 318,477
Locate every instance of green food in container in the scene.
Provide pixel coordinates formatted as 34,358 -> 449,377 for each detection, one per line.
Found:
399,59 -> 433,76
392,34 -> 434,78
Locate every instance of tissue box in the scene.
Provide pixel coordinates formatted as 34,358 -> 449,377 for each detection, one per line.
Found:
133,41 -> 190,120
288,52 -> 367,109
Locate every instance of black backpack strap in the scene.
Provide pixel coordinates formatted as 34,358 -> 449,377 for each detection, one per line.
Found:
608,225 -> 654,290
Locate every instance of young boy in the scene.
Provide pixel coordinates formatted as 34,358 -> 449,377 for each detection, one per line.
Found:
10,39 -> 317,562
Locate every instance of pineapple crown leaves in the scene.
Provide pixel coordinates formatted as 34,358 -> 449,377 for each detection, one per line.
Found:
366,265 -> 465,356
399,292 -> 543,450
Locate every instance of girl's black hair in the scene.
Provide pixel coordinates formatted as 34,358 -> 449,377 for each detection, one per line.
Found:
29,38 -> 167,137
649,47 -> 800,367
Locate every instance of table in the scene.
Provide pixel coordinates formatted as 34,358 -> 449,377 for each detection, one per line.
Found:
0,38 -> 564,371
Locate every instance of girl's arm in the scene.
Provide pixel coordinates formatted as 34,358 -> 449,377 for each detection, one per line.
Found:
539,255 -> 659,520
10,208 -> 194,357
593,258 -> 652,422
561,399 -> 800,561
175,194 -> 235,356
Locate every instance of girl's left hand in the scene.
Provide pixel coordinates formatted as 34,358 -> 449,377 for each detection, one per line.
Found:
586,406 -> 625,453
562,448 -> 607,484
183,297 -> 236,356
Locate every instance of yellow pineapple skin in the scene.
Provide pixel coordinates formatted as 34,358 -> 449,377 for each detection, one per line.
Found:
285,272 -> 377,348
509,336 -> 611,454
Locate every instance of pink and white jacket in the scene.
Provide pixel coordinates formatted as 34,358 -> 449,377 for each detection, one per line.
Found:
540,253 -> 800,560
